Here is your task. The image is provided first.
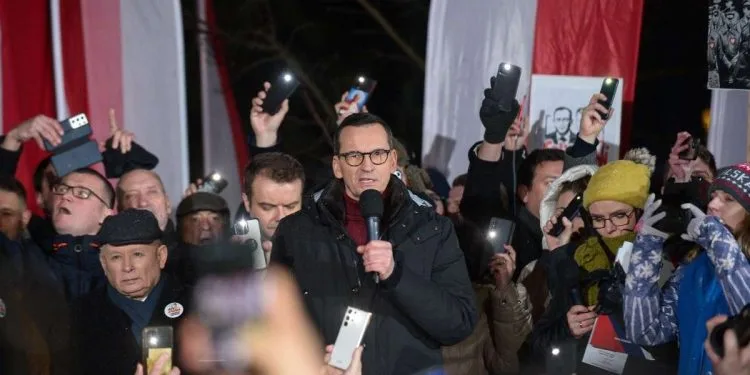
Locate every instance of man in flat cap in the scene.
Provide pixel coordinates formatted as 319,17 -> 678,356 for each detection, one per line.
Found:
175,192 -> 230,246
71,209 -> 189,375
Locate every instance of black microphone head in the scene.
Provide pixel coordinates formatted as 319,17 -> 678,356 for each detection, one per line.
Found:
359,189 -> 384,218
558,257 -> 580,287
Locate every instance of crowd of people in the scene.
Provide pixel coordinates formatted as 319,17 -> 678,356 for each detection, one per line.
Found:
1,71 -> 749,375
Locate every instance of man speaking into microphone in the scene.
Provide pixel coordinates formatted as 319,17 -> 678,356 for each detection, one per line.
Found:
271,113 -> 477,375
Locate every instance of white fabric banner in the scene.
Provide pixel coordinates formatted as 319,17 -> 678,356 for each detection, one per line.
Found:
422,0 -> 538,181
708,89 -> 749,167
529,75 -> 623,163
120,0 -> 189,208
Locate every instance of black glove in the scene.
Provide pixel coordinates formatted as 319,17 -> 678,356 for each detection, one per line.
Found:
594,263 -> 626,316
479,76 -> 520,144
102,138 -> 159,178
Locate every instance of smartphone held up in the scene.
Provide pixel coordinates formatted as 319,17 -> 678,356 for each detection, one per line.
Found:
346,75 -> 377,110
597,77 -> 619,120
493,63 -> 521,112
142,326 -> 174,375
262,71 -> 300,115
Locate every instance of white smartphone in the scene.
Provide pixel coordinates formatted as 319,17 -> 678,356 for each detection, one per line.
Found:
328,306 -> 372,370
233,218 -> 266,270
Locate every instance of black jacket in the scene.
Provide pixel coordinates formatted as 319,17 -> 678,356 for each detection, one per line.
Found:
47,235 -> 107,302
271,176 -> 477,375
71,274 -> 190,375
0,234 -> 72,374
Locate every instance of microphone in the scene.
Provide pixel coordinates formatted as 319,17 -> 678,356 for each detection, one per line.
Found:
359,189 -> 384,284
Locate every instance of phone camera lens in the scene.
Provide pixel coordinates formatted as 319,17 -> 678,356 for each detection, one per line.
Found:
344,322 -> 349,327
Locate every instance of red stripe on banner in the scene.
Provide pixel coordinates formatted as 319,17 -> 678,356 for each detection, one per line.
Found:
0,0 -> 56,215
532,0 -> 644,154
61,0 -> 90,118
80,0 -> 123,141
206,0 -> 249,178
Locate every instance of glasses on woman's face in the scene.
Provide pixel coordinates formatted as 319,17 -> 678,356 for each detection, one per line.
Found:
590,210 -> 634,229
337,149 -> 392,167
52,183 -> 110,208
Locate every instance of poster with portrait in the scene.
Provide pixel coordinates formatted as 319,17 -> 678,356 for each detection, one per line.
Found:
708,0 -> 750,89
528,75 -> 623,164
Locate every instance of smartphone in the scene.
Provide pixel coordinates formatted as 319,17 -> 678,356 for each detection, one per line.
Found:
50,140 -> 102,177
597,78 -> 619,120
678,137 -> 700,161
345,76 -> 377,111
233,218 -> 266,270
44,113 -> 91,152
198,171 -> 228,194
262,72 -> 300,115
329,307 -> 372,370
487,217 -> 515,254
549,194 -> 583,236
142,326 -> 173,375
493,63 -> 522,112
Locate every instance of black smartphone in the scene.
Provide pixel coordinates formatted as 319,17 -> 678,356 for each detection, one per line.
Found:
44,113 -> 91,152
597,77 -> 619,120
549,194 -> 584,237
487,217 -> 515,254
261,72 -> 300,115
493,63 -> 521,112
197,171 -> 228,195
678,137 -> 700,161
346,76 -> 377,111
142,326 -> 174,375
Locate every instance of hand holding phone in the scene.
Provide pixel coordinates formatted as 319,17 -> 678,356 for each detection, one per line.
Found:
597,78 -> 619,120
142,326 -> 174,375
345,76 -> 377,111
328,307 -> 372,370
261,72 -> 300,115
233,218 -> 266,270
549,194 -> 583,237
487,217 -> 515,254
678,136 -> 700,161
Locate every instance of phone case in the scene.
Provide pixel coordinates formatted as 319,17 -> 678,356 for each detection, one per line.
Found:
597,78 -> 619,120
233,219 -> 266,270
142,326 -> 174,375
549,194 -> 583,236
487,217 -> 515,254
262,73 -> 300,115
493,63 -> 522,112
329,307 -> 372,370
44,113 -> 91,152
346,76 -> 377,110
50,140 -> 103,177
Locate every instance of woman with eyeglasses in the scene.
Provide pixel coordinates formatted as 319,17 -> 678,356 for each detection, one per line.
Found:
624,162 -> 750,375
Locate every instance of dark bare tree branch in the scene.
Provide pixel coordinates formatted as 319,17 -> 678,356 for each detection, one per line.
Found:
354,0 -> 425,70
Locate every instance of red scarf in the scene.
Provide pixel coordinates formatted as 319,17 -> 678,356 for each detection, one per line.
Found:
344,194 -> 368,246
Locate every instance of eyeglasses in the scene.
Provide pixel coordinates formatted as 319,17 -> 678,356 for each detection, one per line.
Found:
52,183 -> 110,208
337,149 -> 392,167
590,210 -> 635,229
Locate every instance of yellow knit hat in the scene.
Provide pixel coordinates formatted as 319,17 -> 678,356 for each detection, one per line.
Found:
583,155 -> 652,209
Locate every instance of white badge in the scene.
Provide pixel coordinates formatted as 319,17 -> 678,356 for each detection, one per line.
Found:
164,302 -> 184,319
0,298 -> 6,318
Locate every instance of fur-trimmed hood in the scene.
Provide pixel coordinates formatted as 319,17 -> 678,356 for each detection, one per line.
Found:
539,164 -> 598,250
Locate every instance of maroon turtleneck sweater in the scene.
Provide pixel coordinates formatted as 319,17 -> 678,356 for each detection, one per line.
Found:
344,193 -> 368,246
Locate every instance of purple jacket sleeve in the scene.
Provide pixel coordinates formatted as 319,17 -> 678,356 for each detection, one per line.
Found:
696,216 -> 750,314
623,233 -> 681,346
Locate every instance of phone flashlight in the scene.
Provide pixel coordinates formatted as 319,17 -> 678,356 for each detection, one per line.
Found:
551,347 -> 560,356
149,336 -> 159,346
502,63 -> 512,71
487,230 -> 497,239
282,73 -> 293,83
357,76 -> 366,84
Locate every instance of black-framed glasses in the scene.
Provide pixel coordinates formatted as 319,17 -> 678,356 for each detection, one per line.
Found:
52,183 -> 110,208
337,148 -> 392,167
590,210 -> 635,229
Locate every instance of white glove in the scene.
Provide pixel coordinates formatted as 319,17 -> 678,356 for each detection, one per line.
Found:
636,193 -> 669,239
680,203 -> 707,243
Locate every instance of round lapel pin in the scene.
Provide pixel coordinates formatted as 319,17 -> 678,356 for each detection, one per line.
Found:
164,302 -> 184,319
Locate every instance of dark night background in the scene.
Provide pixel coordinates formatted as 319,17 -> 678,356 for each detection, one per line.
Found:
180,0 -> 711,188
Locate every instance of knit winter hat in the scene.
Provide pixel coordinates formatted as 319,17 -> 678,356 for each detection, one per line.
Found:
710,162 -> 750,213
583,148 -> 655,209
